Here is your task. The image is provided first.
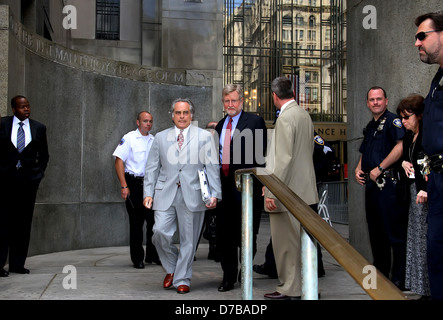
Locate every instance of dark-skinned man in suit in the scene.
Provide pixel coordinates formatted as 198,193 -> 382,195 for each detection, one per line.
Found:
0,95 -> 49,277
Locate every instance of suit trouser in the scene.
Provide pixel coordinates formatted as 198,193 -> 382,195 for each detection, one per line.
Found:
427,172 -> 443,300
365,179 -> 408,284
152,187 -> 205,287
0,174 -> 39,269
217,172 -> 262,284
125,174 -> 158,264
270,210 -> 302,297
261,203 -> 324,278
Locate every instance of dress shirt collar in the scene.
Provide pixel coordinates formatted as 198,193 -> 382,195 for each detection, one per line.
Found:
224,110 -> 242,130
13,116 -> 30,127
175,125 -> 191,139
280,99 -> 295,114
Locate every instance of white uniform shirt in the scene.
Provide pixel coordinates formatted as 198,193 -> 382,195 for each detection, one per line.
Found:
113,129 -> 154,177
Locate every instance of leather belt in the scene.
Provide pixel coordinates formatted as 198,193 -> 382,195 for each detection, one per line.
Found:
125,173 -> 144,185
382,169 -> 400,180
376,169 -> 400,190
125,173 -> 144,181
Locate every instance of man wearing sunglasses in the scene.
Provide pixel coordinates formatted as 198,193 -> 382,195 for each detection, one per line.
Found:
415,11 -> 443,300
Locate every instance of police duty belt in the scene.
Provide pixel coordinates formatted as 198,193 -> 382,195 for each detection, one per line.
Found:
376,169 -> 400,190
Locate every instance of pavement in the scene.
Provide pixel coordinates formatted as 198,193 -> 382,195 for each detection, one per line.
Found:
1,217 -> 429,319
0,216 -> 377,302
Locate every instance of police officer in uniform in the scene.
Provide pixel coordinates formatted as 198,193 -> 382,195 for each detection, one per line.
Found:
414,11 -> 443,299
313,132 -> 336,183
355,87 -> 409,289
113,111 -> 159,268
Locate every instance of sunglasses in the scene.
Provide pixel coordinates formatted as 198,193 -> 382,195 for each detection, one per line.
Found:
400,114 -> 414,120
415,30 -> 437,41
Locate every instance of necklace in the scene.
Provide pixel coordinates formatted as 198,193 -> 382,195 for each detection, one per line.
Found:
409,131 -> 418,163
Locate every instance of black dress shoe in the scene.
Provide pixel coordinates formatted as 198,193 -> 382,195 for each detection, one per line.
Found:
9,267 -> 30,274
253,264 -> 278,279
218,282 -> 234,292
0,269 -> 9,277
133,262 -> 145,269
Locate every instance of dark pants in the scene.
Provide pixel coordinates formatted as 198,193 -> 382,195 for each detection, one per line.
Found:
217,171 -> 263,284
125,174 -> 158,264
427,172 -> 443,299
0,173 -> 40,269
365,179 -> 409,284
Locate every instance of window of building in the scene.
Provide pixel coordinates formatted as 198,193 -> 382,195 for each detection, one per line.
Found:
308,30 -> 316,41
296,14 -> 304,26
224,0 -> 346,123
309,15 -> 316,27
305,71 -> 319,83
96,0 -> 120,40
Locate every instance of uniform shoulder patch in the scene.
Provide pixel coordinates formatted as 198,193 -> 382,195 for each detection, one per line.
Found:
393,118 -> 403,129
314,135 -> 325,146
119,138 -> 125,146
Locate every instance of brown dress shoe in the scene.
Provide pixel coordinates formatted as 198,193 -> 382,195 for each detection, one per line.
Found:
163,273 -> 174,289
177,285 -> 190,294
264,291 -> 288,299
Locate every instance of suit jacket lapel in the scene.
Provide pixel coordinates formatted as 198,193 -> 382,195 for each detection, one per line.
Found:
232,111 -> 248,141
166,128 -> 179,152
180,125 -> 195,151
29,119 -> 38,143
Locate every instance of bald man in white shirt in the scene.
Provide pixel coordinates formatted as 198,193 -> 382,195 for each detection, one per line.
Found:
113,111 -> 159,269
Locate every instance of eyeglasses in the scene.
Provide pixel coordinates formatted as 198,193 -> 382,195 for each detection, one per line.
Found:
415,30 -> 437,41
223,99 -> 240,105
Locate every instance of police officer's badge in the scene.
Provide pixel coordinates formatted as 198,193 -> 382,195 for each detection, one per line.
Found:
119,138 -> 125,146
393,118 -> 403,128
314,135 -> 325,146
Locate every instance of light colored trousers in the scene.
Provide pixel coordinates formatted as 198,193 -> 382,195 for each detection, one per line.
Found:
152,187 -> 205,287
270,210 -> 302,297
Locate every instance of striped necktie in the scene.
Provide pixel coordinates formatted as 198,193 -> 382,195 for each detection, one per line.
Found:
17,122 -> 25,168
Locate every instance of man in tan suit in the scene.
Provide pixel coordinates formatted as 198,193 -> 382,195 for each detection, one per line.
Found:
263,77 -> 318,300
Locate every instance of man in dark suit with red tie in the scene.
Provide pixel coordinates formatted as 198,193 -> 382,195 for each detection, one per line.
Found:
215,84 -> 267,292
0,95 -> 49,277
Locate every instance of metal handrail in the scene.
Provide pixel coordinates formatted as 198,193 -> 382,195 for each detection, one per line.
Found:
235,168 -> 407,300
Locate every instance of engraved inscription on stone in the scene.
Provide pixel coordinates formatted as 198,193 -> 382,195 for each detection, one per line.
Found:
10,21 -> 198,86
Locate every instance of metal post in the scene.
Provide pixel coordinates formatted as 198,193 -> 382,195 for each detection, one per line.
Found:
301,227 -> 318,300
241,173 -> 253,300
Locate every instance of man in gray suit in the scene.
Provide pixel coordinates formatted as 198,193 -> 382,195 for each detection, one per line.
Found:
143,98 -> 221,294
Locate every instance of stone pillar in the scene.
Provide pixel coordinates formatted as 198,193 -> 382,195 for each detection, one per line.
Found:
0,5 -> 8,117
347,0 -> 441,260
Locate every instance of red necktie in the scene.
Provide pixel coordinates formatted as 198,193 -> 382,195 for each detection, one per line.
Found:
222,118 -> 232,177
177,129 -> 184,150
